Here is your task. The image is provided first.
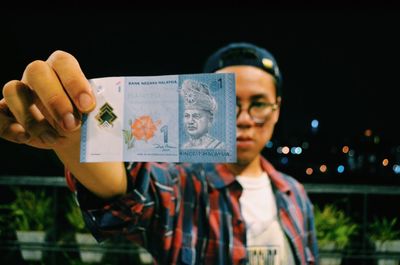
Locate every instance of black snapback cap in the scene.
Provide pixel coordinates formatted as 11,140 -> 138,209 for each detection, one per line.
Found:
203,42 -> 282,97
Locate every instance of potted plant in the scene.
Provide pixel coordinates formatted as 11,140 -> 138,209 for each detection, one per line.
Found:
314,204 -> 359,265
9,187 -> 54,261
66,195 -> 105,263
368,217 -> 400,265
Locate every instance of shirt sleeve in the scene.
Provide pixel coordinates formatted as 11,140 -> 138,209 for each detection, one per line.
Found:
302,186 -> 319,265
65,162 -> 181,251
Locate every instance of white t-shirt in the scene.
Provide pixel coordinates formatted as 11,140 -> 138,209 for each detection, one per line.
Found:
236,173 -> 296,265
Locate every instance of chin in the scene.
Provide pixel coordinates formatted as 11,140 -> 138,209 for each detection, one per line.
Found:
236,154 -> 257,166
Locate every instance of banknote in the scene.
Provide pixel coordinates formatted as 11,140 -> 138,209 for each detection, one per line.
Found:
80,73 -> 236,163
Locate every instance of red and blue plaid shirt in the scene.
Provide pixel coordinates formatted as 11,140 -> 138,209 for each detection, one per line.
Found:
66,157 -> 318,265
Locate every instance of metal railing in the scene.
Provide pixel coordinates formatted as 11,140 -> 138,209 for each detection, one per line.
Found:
1,175 -> 400,264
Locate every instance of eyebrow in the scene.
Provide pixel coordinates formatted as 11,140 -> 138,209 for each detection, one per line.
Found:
250,94 -> 268,100
237,94 -> 270,101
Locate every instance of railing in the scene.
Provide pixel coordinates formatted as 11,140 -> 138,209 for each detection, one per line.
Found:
305,183 -> 400,265
1,175 -> 400,265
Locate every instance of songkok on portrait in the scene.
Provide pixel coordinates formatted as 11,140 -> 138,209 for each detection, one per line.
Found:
181,79 -> 217,114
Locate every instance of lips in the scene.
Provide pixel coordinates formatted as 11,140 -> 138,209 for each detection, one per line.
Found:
237,136 -> 252,141
236,135 -> 254,148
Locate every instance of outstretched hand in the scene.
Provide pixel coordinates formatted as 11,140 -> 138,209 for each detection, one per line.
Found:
1,50 -> 96,151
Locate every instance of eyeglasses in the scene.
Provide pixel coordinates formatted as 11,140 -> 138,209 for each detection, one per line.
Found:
236,101 -> 278,124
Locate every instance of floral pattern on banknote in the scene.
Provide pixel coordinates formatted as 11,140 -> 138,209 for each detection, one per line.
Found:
123,115 -> 161,149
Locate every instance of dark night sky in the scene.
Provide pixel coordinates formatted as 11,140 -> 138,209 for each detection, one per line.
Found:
1,7 -> 399,176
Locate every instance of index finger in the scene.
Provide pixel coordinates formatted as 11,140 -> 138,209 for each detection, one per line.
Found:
0,98 -> 29,143
46,50 -> 96,113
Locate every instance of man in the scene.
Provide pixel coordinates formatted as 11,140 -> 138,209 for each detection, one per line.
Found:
0,42 -> 318,264
181,79 -> 224,149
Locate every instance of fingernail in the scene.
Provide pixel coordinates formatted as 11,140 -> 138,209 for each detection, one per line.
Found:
79,92 -> 94,111
17,133 -> 30,143
63,112 -> 79,131
40,131 -> 57,144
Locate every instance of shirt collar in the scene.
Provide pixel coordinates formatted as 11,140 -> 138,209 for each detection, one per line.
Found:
205,156 -> 291,194
188,134 -> 211,146
260,157 -> 291,194
204,163 -> 236,189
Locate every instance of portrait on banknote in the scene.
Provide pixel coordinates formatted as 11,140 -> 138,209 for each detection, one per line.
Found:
180,79 -> 225,150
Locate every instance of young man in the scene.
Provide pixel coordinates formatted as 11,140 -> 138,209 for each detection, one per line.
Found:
0,42 -> 318,264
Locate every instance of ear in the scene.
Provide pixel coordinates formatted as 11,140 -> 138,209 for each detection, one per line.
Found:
208,118 -> 214,129
208,112 -> 214,125
272,96 -> 282,124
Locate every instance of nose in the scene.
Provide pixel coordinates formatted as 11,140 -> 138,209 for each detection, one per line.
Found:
185,115 -> 193,123
236,108 -> 253,127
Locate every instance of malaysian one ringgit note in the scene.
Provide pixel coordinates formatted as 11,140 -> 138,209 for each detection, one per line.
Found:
80,73 -> 236,163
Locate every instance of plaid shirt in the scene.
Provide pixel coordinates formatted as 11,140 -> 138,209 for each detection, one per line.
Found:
66,157 -> 318,265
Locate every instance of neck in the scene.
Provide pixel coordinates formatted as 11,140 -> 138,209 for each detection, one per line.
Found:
225,155 -> 263,177
190,133 -> 207,140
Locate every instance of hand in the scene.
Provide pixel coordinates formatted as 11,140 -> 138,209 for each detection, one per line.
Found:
1,50 -> 96,150
1,51 -> 127,198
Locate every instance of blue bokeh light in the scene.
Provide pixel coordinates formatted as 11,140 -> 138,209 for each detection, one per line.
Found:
393,164 -> 400,174
311,119 -> 319,129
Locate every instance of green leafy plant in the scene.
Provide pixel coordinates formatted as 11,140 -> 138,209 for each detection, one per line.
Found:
66,195 -> 87,233
0,204 -> 15,237
369,217 -> 400,243
8,188 -> 54,231
314,204 -> 359,249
